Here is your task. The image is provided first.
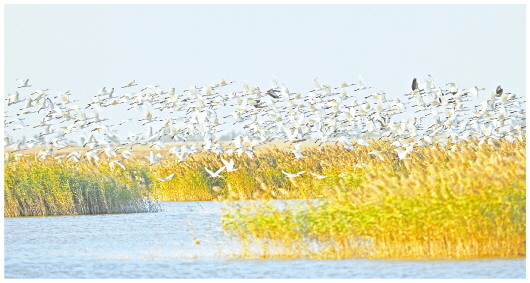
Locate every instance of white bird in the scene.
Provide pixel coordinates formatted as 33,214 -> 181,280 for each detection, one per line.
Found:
156,173 -> 175,182
280,123 -> 300,142
356,138 -> 370,146
6,92 -> 23,105
311,173 -> 327,179
13,118 -> 27,130
291,143 -> 307,159
38,98 -> 55,113
446,83 -> 458,94
205,166 -> 225,178
20,97 -> 34,110
103,146 -> 123,158
121,150 -> 134,159
180,144 -> 198,155
68,151 -> 82,163
145,151 -> 161,165
355,75 -> 371,91
424,75 -> 435,92
109,160 -> 126,170
13,153 -> 31,161
150,140 -> 166,150
169,147 -> 190,162
467,86 -> 484,98
236,147 -> 255,159
221,158 -> 238,172
37,148 -> 54,160
86,150 -> 101,164
176,151 -> 190,162
282,170 -> 305,178
395,147 -> 413,160
368,150 -> 385,161
337,136 -> 354,150
122,80 -> 137,88
293,151 -> 307,159
17,78 -> 31,88
141,84 -> 160,92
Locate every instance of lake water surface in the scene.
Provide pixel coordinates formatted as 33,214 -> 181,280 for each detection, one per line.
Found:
4,201 -> 525,279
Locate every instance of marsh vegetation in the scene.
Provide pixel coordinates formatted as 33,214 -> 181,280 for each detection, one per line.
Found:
5,138 -> 525,259
4,76 -> 526,259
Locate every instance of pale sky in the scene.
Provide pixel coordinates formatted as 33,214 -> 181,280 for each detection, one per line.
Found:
4,4 -> 526,138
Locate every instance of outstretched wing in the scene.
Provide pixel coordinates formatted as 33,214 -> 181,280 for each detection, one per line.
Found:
204,167 -> 216,177
215,166 -> 226,175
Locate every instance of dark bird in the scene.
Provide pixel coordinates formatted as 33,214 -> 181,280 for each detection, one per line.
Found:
496,85 -> 503,96
266,89 -> 280,99
412,78 -> 419,92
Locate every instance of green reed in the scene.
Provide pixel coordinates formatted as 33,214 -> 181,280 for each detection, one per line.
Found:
220,140 -> 526,259
4,159 -> 160,217
4,139 -> 525,259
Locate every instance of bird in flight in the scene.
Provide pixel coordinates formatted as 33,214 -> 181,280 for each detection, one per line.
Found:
282,170 -> 305,178
205,166 -> 225,178
411,78 -> 419,92
221,158 -> 238,172
122,80 -> 138,88
109,160 -> 126,170
156,173 -> 175,182
17,78 -> 31,88
496,85 -> 503,96
310,173 -> 327,179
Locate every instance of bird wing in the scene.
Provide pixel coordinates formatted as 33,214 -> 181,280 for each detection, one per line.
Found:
358,75 -> 365,88
412,78 -> 418,91
110,160 -> 125,169
220,158 -> 231,168
357,139 -> 370,146
283,126 -> 295,140
238,98 -> 248,110
204,167 -> 216,177
215,166 -> 226,175
293,152 -> 305,159
233,136 -> 242,148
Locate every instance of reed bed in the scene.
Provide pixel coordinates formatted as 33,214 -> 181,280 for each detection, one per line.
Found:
220,139 -> 526,259
4,138 -> 525,259
145,144 -> 363,201
4,159 -> 160,217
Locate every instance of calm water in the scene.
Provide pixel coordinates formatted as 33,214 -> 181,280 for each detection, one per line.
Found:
4,201 -> 525,279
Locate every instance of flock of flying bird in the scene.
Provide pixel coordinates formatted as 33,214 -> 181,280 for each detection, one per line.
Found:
4,75 -> 526,181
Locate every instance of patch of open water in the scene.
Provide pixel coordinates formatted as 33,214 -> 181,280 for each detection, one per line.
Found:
4,201 -> 525,278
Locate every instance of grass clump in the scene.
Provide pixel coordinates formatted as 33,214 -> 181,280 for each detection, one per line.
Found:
4,159 -> 160,217
221,140 -> 526,259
